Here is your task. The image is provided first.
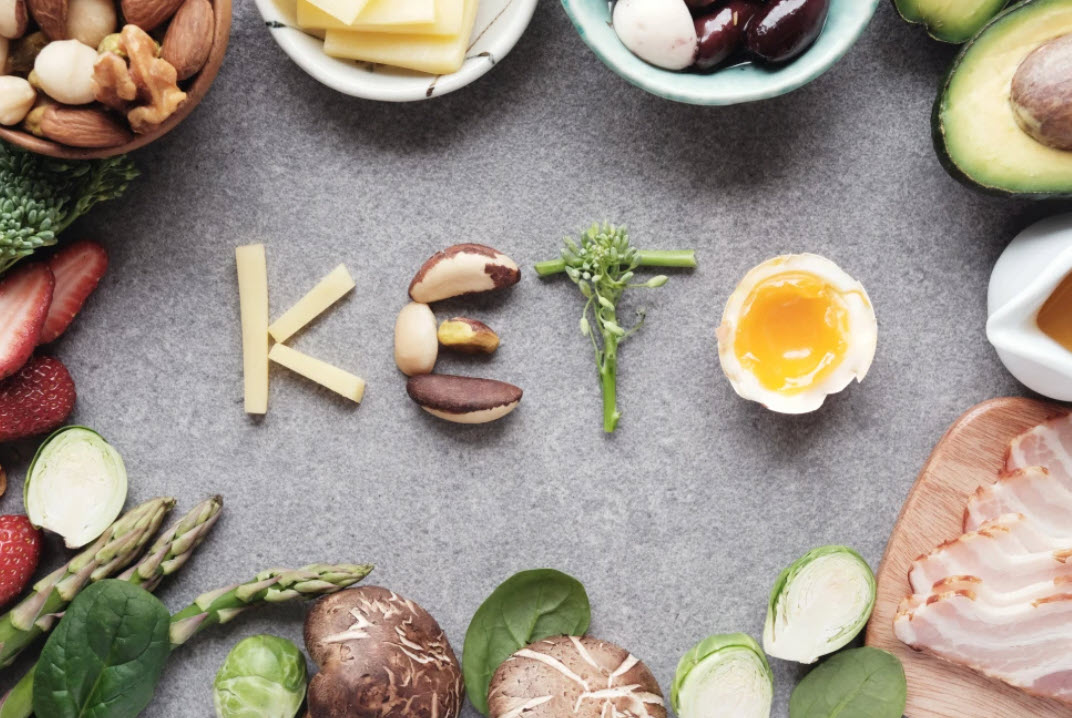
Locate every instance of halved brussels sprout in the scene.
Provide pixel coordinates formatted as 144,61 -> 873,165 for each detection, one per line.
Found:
213,635 -> 307,718
24,427 -> 128,549
763,545 -> 876,664
672,633 -> 773,718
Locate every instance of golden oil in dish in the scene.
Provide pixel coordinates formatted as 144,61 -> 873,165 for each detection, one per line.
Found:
1038,273 -> 1072,352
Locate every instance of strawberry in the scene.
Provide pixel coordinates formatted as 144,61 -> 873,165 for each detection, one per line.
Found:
0,264 -> 54,380
39,241 -> 108,345
0,515 -> 41,607
0,356 -> 75,443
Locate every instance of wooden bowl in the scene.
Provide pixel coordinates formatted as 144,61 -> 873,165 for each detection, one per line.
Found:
0,0 -> 232,160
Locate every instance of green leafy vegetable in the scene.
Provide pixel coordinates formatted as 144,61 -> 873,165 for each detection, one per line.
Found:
535,222 -> 696,433
672,633 -> 773,718
0,142 -> 138,275
789,647 -> 907,718
764,545 -> 876,664
33,580 -> 171,718
462,569 -> 591,715
214,635 -> 307,718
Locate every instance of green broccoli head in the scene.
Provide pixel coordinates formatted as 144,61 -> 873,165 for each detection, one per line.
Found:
0,141 -> 139,275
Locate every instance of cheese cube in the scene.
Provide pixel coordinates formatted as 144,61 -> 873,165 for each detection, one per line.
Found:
269,344 -> 366,403
304,0 -> 369,26
269,264 -> 355,343
236,244 -> 269,415
323,0 -> 477,74
297,0 -> 463,36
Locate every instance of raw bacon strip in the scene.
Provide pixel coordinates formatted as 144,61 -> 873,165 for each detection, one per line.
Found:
1006,413 -> 1072,485
899,574 -> 1072,613
965,467 -> 1072,535
909,515 -> 1072,595
895,591 -> 1072,703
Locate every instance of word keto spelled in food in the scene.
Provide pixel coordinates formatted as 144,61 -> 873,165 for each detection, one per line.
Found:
612,0 -> 830,73
717,253 -> 877,414
298,0 -> 481,75
394,243 -> 523,425
235,246 -> 364,413
895,412 -> 1072,704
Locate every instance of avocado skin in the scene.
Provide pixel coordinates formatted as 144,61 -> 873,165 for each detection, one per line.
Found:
893,0 -> 1009,44
932,0 -> 1072,200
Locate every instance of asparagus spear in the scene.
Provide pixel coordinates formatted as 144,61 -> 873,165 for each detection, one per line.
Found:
0,497 -> 175,667
0,563 -> 372,718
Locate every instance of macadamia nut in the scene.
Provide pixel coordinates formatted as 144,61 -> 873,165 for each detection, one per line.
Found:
0,0 -> 26,39
32,38 -> 97,104
66,0 -> 115,49
0,75 -> 34,124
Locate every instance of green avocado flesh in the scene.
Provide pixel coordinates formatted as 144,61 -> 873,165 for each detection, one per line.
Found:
895,0 -> 1008,43
936,0 -> 1072,197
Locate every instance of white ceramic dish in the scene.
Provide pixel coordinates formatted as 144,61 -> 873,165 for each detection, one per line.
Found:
254,0 -> 538,101
988,214 -> 1072,402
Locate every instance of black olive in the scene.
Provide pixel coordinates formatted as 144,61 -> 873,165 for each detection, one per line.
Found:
745,0 -> 830,63
694,0 -> 762,70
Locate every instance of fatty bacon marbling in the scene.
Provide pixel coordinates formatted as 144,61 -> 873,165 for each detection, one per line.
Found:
894,412 -> 1072,704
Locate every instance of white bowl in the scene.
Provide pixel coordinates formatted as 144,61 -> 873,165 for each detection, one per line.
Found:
255,0 -> 538,101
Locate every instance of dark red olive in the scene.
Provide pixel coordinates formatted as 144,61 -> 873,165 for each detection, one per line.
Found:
745,0 -> 829,63
685,0 -> 721,9
694,1 -> 762,70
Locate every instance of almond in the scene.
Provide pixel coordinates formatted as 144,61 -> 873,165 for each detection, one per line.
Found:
121,0 -> 183,32
406,374 -> 522,424
409,244 -> 521,303
160,0 -> 211,80
25,104 -> 131,147
27,0 -> 65,39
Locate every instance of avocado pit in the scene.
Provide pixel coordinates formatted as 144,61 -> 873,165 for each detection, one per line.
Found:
1011,33 -> 1072,151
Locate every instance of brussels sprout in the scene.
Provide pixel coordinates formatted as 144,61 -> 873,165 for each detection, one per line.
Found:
672,633 -> 773,718
213,635 -> 307,718
24,427 -> 128,549
763,545 -> 876,664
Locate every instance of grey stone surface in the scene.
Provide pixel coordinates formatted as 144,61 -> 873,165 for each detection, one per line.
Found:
0,1 -> 1059,715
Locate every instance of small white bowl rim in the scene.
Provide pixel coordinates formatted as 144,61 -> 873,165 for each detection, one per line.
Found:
560,0 -> 882,106
254,0 -> 538,101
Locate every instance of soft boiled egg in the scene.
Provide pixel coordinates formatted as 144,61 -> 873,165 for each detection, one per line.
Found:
717,254 -> 877,414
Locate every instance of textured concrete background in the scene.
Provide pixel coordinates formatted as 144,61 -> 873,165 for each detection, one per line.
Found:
0,1 -> 1061,715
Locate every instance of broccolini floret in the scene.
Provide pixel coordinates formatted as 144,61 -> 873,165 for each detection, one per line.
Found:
0,141 -> 138,275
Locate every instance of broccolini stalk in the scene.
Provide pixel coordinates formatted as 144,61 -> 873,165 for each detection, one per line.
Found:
535,223 -> 696,433
0,142 -> 138,275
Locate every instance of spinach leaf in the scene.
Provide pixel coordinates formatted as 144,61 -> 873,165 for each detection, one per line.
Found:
789,647 -> 907,718
34,580 -> 172,718
462,569 -> 591,715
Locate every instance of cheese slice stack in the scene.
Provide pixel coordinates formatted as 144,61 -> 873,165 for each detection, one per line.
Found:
298,0 -> 478,75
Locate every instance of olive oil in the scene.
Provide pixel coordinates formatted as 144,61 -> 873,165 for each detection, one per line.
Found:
1039,273 -> 1072,352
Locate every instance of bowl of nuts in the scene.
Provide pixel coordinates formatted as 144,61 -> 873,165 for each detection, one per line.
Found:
0,0 -> 230,158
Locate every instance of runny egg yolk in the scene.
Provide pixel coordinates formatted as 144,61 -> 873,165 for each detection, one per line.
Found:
734,272 -> 850,394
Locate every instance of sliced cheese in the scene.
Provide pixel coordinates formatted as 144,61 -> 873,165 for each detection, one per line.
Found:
322,0 -> 477,75
355,0 -> 435,25
269,344 -> 366,403
268,264 -> 355,343
304,0 -> 369,26
297,0 -> 463,36
236,244 -> 269,415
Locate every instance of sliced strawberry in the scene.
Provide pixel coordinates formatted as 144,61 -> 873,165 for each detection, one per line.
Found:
0,356 -> 75,443
0,264 -> 54,380
0,515 -> 42,607
39,240 -> 108,345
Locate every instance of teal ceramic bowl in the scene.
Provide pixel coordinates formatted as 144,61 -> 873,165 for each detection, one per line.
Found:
561,0 -> 881,105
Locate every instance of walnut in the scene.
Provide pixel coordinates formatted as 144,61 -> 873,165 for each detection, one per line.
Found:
91,23 -> 185,133
92,51 -> 134,111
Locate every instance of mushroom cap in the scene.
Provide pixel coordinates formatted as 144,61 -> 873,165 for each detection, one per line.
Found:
488,635 -> 667,718
304,586 -> 463,718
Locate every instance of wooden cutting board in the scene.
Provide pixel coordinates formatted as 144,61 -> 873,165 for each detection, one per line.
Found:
865,397 -> 1072,718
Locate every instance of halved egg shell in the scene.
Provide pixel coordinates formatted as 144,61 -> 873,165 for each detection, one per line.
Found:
717,254 -> 877,414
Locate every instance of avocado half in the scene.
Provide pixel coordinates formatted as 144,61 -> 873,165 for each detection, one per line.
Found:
935,0 -> 1072,198
894,0 -> 1009,43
